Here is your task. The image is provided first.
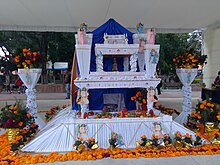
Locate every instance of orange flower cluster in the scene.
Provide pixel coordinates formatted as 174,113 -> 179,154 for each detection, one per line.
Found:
0,101 -> 34,129
1,131 -> 220,165
13,48 -> 43,69
196,131 -> 220,142
131,90 -> 147,105
190,100 -> 220,124
44,105 -> 67,122
172,53 -> 207,69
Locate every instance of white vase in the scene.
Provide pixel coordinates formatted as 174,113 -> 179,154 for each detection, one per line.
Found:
174,68 -> 197,125
18,68 -> 45,128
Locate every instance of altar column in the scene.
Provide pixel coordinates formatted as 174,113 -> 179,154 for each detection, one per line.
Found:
203,27 -> 220,87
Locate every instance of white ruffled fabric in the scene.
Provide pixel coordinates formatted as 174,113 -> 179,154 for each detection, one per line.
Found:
22,108 -> 199,153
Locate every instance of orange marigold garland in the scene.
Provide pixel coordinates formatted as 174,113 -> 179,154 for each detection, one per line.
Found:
1,132 -> 220,164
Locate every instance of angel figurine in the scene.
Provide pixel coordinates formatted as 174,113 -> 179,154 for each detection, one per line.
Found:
147,28 -> 155,44
77,124 -> 88,141
147,86 -> 158,114
149,49 -> 159,78
77,87 -> 89,118
137,22 -> 144,34
78,24 -> 87,45
137,38 -> 146,72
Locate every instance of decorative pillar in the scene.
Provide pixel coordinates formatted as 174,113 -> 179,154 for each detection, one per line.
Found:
18,68 -> 45,128
175,68 -> 197,125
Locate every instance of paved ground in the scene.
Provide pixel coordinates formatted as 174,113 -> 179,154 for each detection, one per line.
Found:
0,89 -> 201,112
38,155 -> 220,165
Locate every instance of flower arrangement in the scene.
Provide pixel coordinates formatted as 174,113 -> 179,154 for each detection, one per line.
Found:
1,131 -> 220,164
0,101 -> 34,129
190,100 -> 220,125
43,105 -> 67,122
172,53 -> 207,69
0,101 -> 39,152
131,89 -> 147,110
13,48 -> 43,69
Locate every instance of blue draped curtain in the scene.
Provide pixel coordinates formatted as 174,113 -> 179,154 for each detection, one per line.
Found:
88,18 -> 136,110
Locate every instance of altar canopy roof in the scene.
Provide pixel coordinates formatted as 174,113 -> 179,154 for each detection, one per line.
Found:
1,0 -> 220,32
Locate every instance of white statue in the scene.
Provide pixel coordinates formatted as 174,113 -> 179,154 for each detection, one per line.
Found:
147,28 -> 155,44
147,86 -> 158,113
137,38 -> 146,72
149,49 -> 159,78
77,124 -> 88,141
77,87 -> 89,118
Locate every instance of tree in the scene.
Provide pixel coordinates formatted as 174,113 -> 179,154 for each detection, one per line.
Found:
0,31 -> 76,83
156,33 -> 189,75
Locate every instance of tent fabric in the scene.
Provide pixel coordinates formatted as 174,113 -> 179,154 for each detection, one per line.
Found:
75,19 -> 137,111
1,0 -> 220,32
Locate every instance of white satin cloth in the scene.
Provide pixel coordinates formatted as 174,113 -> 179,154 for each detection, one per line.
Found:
22,107 -> 198,153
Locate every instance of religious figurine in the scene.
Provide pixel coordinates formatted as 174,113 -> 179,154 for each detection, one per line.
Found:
149,49 -> 159,78
147,86 -> 158,114
104,33 -> 108,44
78,23 -> 87,45
136,135 -> 152,149
80,23 -> 88,32
194,135 -> 202,147
112,58 -> 118,71
147,28 -> 155,44
163,134 -> 172,147
121,107 -> 128,118
153,122 -> 163,139
137,22 -> 144,34
151,134 -> 160,147
183,133 -> 193,148
77,124 -> 88,141
86,137 -> 99,150
137,38 -> 146,72
174,132 -> 184,149
109,132 -> 124,150
124,33 -> 128,44
73,138 -> 86,153
77,87 -> 89,118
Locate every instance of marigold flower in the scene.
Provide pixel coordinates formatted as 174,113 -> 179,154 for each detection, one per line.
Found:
200,104 -> 205,109
33,52 -> 38,56
25,59 -> 31,64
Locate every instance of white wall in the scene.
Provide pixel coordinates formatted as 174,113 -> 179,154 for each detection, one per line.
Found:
203,27 -> 220,87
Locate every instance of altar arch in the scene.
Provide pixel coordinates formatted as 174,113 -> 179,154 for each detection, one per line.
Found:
85,18 -> 136,111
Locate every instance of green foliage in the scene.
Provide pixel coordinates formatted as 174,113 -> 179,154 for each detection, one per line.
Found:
156,33 -> 189,75
0,31 -> 76,70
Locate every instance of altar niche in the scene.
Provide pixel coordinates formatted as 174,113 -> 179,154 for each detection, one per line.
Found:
74,33 -> 161,113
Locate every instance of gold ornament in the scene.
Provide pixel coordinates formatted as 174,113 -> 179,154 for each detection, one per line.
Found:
205,122 -> 217,132
7,128 -> 20,144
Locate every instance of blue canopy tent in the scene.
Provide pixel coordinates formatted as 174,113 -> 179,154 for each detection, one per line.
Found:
88,18 -> 137,111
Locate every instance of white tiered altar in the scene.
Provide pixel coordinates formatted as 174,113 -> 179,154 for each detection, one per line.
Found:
22,108 -> 196,152
22,28 -> 201,153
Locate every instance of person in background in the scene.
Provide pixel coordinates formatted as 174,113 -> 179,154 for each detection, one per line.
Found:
15,77 -> 23,94
64,70 -> 71,99
214,71 -> 220,86
0,68 -> 4,93
4,70 -> 12,93
156,80 -> 162,95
